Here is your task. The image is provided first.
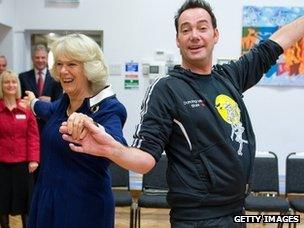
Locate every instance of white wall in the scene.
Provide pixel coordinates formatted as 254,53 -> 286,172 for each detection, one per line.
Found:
2,0 -> 304,179
0,0 -> 15,27
0,0 -> 16,70
0,25 -> 13,69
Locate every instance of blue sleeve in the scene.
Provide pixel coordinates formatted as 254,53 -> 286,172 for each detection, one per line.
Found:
34,99 -> 61,121
215,39 -> 284,93
51,81 -> 63,101
92,98 -> 127,146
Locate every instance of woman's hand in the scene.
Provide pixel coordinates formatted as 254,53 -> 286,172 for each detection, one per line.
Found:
28,161 -> 39,173
20,91 -> 37,108
60,118 -> 120,158
64,112 -> 94,140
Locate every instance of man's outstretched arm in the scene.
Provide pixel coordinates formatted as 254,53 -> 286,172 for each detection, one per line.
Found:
60,120 -> 156,174
270,16 -> 304,50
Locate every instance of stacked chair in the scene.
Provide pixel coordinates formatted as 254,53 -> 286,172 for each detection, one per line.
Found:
245,151 -> 290,228
135,154 -> 169,228
109,163 -> 133,227
285,152 -> 304,228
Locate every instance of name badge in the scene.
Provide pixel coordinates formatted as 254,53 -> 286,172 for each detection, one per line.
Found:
15,114 -> 26,120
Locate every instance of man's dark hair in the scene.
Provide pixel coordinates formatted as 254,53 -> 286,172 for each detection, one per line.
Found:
174,0 -> 217,33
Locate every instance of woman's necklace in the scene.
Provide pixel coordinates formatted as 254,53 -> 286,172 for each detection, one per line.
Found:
67,97 -> 87,117
66,105 -> 72,116
4,99 -> 17,111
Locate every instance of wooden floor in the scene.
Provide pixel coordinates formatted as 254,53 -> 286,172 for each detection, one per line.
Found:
9,208 -> 304,228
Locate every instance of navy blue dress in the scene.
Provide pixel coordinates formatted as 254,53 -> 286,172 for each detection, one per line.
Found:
28,87 -> 127,228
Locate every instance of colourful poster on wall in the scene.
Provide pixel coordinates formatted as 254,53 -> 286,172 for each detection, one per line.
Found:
242,6 -> 304,86
124,61 -> 139,89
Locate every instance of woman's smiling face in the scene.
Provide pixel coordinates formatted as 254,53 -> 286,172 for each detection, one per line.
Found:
2,73 -> 18,98
55,55 -> 91,99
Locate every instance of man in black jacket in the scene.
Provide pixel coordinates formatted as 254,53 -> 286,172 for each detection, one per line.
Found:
60,1 -> 304,227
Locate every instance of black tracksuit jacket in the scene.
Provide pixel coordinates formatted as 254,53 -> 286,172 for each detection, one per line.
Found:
132,40 -> 283,220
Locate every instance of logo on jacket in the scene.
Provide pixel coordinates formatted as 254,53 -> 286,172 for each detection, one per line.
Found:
215,94 -> 248,156
183,99 -> 205,108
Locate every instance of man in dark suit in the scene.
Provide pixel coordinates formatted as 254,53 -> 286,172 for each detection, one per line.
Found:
19,44 -> 62,103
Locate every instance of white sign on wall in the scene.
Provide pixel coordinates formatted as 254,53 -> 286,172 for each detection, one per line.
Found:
45,0 -> 79,3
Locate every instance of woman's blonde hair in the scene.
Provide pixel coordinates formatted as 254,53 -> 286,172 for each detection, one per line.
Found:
0,70 -> 21,99
50,33 -> 108,94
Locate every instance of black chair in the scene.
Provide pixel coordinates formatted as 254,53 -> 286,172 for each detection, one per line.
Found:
135,154 -> 169,228
285,152 -> 304,228
245,151 -> 290,228
109,163 -> 133,227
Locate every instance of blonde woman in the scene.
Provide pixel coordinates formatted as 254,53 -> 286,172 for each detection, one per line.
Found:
0,70 -> 39,228
24,34 -> 127,228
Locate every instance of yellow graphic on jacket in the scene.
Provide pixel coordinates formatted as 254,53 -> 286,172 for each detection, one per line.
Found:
215,94 -> 248,156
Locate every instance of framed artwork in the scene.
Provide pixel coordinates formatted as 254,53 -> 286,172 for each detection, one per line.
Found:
242,6 -> 304,86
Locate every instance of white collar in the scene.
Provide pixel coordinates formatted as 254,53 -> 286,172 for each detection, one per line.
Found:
89,85 -> 115,108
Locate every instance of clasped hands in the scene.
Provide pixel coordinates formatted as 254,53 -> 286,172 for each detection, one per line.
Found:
59,112 -> 117,157
61,112 -> 95,141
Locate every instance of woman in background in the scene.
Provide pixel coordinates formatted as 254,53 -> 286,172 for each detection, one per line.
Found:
24,34 -> 127,228
0,70 -> 39,228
